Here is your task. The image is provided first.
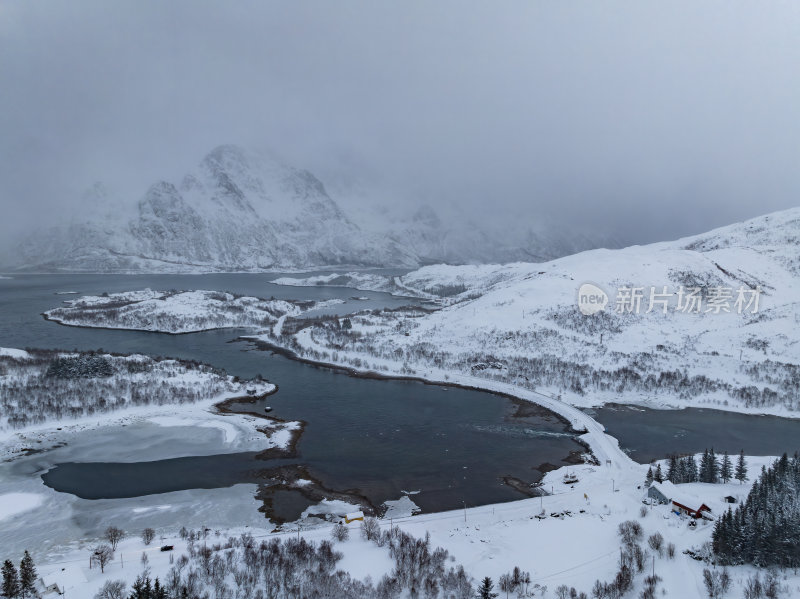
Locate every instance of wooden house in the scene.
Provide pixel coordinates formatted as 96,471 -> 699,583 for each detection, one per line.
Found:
345,511 -> 365,524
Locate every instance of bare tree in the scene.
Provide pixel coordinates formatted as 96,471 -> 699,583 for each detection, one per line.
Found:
498,573 -> 513,599
91,545 -> 114,573
743,574 -> 763,599
94,579 -> 126,599
703,568 -> 731,599
647,532 -> 664,557
763,570 -> 780,599
105,526 -> 125,550
361,517 -> 381,542
331,522 -> 349,542
617,520 -> 643,546
141,528 -> 156,546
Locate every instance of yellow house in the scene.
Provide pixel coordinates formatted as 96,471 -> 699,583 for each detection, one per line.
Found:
345,511 -> 365,524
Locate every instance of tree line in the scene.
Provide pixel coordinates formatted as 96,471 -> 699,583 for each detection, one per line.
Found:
1,551 -> 37,598
646,449 -> 747,486
713,453 -> 800,568
0,350 -> 260,432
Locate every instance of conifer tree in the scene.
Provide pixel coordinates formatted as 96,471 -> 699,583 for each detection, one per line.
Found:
18,551 -> 36,599
654,464 -> 664,483
667,455 -> 678,483
700,449 -> 713,483
687,455 -> 699,482
477,576 -> 498,599
1,560 -> 20,599
645,467 -> 654,487
709,448 -> 719,483
720,451 -> 733,484
713,453 -> 800,567
735,450 -> 748,483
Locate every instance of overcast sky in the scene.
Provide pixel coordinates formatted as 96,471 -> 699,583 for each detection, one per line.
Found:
2,1 -> 799,246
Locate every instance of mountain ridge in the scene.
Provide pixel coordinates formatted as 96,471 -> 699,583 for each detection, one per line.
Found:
5,144 -> 621,273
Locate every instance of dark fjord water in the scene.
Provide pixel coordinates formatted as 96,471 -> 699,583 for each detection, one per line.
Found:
1,274 -> 581,518
3,274 -> 798,519
588,404 -> 800,464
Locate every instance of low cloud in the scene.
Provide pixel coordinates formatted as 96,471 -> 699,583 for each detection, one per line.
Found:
1,1 -> 799,249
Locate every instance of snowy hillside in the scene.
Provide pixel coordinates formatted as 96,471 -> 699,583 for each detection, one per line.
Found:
0,348 -> 276,437
272,263 -> 537,304
269,207 -> 800,415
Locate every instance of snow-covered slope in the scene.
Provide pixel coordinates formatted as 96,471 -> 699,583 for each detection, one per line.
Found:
273,263 -> 537,304
676,206 -> 800,274
271,207 -> 800,415
8,146 -> 415,272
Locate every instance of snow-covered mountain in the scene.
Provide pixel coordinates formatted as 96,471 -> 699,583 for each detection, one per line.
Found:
6,146 -> 415,272
271,207 -> 800,415
4,145 -> 619,273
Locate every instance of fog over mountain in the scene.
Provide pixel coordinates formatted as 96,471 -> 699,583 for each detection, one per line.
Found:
2,1 -> 799,269
7,145 -> 620,271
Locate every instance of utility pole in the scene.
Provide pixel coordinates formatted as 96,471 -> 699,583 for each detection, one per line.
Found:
612,479 -> 615,493
463,501 -> 467,523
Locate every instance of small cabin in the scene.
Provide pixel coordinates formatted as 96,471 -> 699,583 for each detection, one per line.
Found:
647,483 -> 670,505
647,481 -> 712,519
41,576 -> 61,596
723,495 -> 737,504
344,511 -> 365,524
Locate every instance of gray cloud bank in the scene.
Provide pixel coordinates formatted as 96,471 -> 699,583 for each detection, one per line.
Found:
1,1 -> 799,254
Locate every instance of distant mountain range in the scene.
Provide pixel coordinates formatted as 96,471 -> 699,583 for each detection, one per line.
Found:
4,145 -> 618,272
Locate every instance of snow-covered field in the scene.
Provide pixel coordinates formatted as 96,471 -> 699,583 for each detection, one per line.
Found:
0,348 -> 302,572
272,263 -> 535,305
9,453 -> 796,598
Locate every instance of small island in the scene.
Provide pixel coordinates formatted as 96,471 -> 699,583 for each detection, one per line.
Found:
44,288 -> 342,334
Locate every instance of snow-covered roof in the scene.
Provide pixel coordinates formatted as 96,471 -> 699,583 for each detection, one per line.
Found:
42,566 -> 87,589
650,481 -> 709,511
346,511 -> 365,520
